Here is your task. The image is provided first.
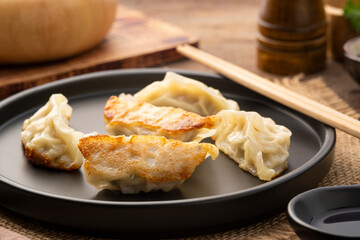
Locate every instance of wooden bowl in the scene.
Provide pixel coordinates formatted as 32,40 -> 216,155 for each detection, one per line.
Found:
0,0 -> 118,64
325,5 -> 359,61
344,36 -> 360,85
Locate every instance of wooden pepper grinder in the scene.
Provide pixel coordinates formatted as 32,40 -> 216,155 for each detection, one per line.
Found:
257,0 -> 327,75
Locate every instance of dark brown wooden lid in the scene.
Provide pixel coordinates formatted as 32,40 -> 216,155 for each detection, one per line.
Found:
258,0 -> 327,41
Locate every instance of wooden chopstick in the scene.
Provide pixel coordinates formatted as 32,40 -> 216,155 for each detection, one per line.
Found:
176,44 -> 360,139
178,44 -> 355,126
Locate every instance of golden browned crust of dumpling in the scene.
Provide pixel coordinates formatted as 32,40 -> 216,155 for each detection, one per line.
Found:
104,96 -> 218,134
22,144 -> 80,171
78,134 -> 218,183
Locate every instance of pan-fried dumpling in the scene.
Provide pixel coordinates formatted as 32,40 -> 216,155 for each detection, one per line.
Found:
104,94 -> 219,142
78,134 -> 219,194
212,110 -> 291,181
21,94 -> 84,170
134,71 -> 239,116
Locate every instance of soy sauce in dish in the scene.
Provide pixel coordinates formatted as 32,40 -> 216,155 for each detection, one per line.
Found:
311,207 -> 360,237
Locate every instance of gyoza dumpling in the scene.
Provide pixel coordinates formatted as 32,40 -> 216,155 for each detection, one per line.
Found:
78,134 -> 219,194
134,72 -> 240,116
21,94 -> 84,170
212,110 -> 291,181
104,94 -> 219,142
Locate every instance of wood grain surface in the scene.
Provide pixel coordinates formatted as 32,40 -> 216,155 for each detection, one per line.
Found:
0,5 -> 198,99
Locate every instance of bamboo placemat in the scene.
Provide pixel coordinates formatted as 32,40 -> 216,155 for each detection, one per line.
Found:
1,74 -> 359,240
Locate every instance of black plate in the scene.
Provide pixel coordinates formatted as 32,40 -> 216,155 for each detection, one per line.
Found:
0,69 -> 335,238
288,185 -> 360,240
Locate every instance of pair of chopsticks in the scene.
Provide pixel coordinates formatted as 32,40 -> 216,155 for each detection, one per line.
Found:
176,44 -> 360,139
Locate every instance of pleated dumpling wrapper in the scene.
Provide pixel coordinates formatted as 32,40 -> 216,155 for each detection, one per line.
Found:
134,71 -> 240,116
21,94 -> 84,170
212,110 -> 292,181
104,94 -> 219,142
78,134 -> 219,194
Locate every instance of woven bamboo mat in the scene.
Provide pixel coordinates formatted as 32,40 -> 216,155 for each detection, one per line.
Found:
1,74 -> 359,240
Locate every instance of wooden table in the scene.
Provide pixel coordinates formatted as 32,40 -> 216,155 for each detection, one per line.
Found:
1,0 -> 360,239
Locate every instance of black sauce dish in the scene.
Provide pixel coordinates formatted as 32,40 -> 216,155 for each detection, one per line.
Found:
344,36 -> 360,85
288,185 -> 360,239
